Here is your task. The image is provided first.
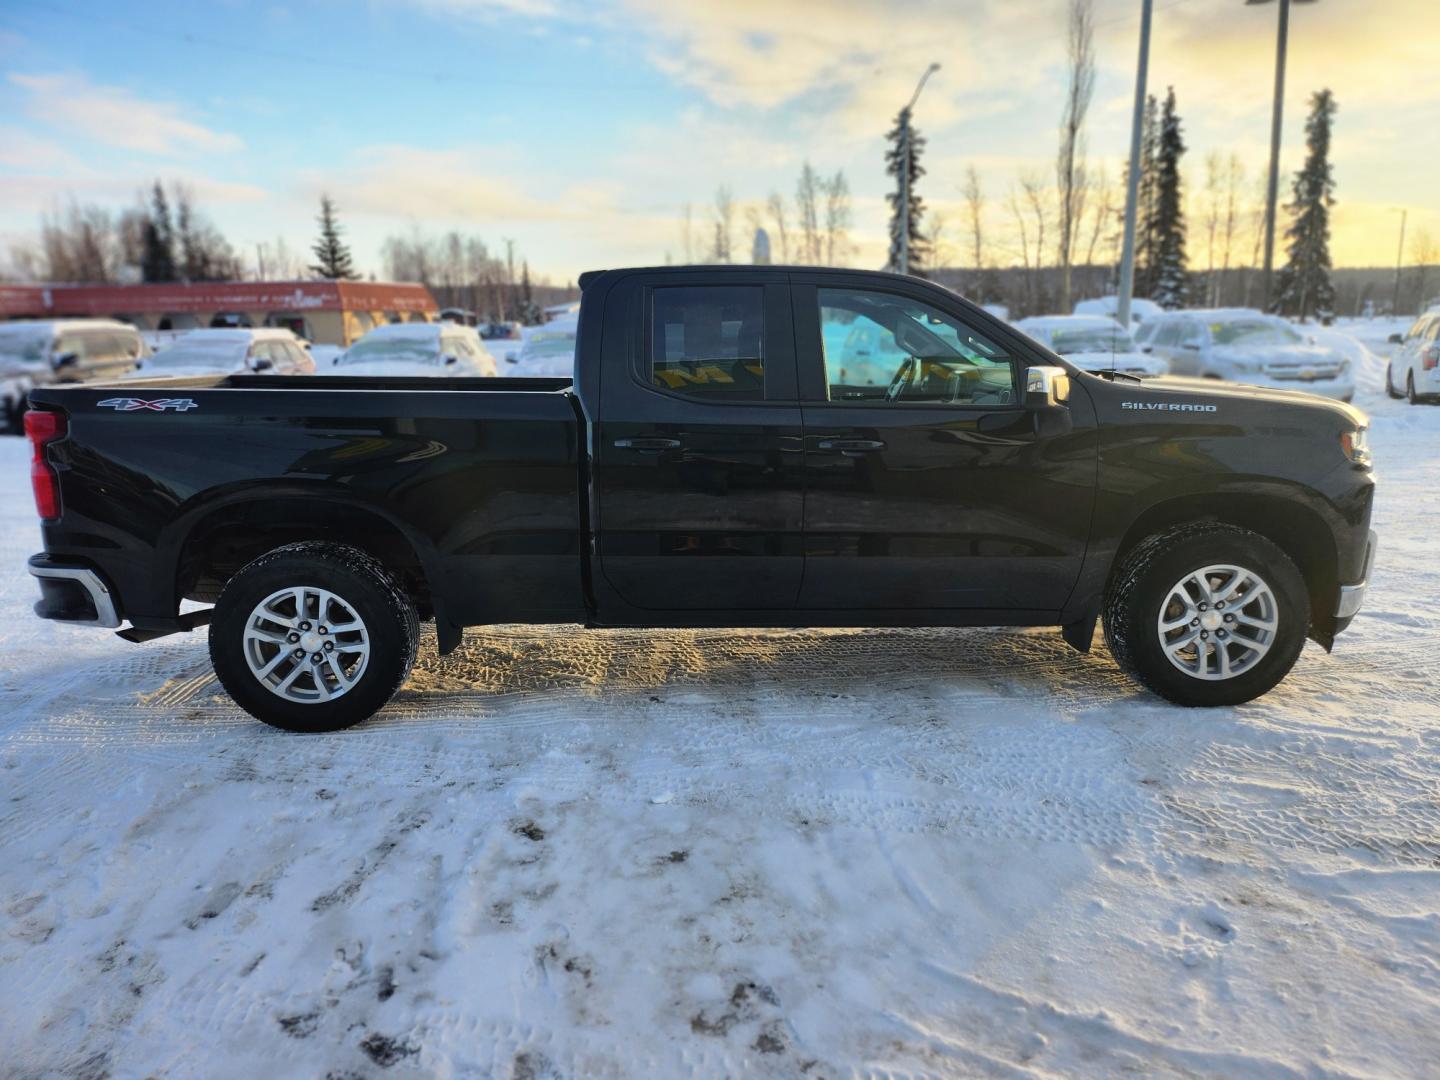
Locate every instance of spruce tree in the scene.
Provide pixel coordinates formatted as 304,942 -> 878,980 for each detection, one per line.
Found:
141,180 -> 177,283
1273,89 -> 1337,322
1149,87 -> 1189,309
310,194 -> 357,280
1132,94 -> 1159,296
885,108 -> 929,277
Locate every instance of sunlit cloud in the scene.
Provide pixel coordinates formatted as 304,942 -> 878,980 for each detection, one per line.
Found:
9,72 -> 244,156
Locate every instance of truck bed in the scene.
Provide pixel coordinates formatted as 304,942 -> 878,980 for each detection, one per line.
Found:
95,373 -> 575,394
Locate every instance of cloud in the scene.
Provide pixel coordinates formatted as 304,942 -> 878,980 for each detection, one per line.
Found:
9,72 -> 244,156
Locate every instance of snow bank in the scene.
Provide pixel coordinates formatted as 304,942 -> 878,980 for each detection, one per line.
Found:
1,353 -> 1438,1076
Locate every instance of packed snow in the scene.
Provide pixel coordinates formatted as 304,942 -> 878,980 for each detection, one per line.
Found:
2,325 -> 1438,1077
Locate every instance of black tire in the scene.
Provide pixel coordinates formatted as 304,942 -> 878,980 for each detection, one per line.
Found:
1385,363 -> 1402,399
1102,524 -> 1309,707
210,542 -> 419,732
1408,372 -> 1420,405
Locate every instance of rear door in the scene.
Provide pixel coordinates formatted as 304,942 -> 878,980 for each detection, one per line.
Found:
793,275 -> 1094,612
592,272 -> 804,611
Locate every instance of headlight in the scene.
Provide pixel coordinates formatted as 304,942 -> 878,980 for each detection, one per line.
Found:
1340,427 -> 1371,468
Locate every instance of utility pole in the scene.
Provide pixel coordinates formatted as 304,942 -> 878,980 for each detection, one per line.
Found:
1116,0 -> 1153,328
1249,0 -> 1318,310
1392,208 -> 1407,316
896,63 -> 940,276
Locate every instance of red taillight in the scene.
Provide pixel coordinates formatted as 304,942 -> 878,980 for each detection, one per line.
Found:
25,408 -> 65,521
1424,346 -> 1439,371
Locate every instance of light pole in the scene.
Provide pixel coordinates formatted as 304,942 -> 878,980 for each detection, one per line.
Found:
896,62 -> 940,276
1391,208 -> 1407,316
1248,0 -> 1319,310
1116,0 -> 1153,329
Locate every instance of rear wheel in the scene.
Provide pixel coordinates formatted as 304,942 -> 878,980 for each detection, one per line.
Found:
210,542 -> 418,732
1103,524 -> 1309,706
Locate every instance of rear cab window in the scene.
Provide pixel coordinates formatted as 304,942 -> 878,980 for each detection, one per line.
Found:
646,286 -> 766,402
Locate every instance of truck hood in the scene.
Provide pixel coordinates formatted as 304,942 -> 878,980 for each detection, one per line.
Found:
1068,350 -> 1168,376
1127,373 -> 1368,426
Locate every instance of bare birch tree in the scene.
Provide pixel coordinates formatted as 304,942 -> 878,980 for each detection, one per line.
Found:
963,165 -> 985,270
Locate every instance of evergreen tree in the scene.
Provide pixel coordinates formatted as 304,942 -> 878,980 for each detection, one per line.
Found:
1272,89 -> 1337,322
310,194 -> 357,280
141,180 -> 177,283
885,108 -> 929,277
1149,87 -> 1189,308
1130,95 -> 1159,296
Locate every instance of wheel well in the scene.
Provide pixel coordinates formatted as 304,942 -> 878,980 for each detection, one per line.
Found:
1111,493 -> 1338,636
176,499 -> 433,616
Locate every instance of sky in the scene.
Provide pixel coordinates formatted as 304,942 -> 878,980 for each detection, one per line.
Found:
1,0 -> 1437,285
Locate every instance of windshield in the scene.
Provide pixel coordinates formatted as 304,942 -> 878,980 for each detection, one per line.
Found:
522,331 -> 576,358
1047,325 -> 1137,355
1210,319 -> 1301,347
146,341 -> 247,370
339,335 -> 439,366
0,327 -> 49,365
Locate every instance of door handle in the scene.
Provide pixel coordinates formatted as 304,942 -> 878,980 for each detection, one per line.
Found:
816,438 -> 885,454
613,437 -> 681,453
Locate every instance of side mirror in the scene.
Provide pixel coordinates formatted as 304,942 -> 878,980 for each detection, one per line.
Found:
252,357 -> 274,372
1140,345 -> 1153,354
505,355 -> 518,364
1388,333 -> 1404,345
1025,365 -> 1071,408
443,354 -> 459,366
53,351 -> 79,370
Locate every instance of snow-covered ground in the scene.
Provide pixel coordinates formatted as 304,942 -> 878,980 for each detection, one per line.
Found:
3,342 -> 1439,1077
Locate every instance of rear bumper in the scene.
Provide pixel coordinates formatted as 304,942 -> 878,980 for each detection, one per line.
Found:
28,554 -> 121,628
1335,529 -> 1377,620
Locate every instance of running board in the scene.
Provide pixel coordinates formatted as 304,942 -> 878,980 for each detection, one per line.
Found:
116,608 -> 213,644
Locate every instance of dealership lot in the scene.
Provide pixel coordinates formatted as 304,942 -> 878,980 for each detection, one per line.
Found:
2,376 -> 1438,1076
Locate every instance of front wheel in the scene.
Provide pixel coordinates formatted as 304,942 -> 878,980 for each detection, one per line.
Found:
210,542 -> 419,732
1103,524 -> 1309,706
1385,363 -> 1402,399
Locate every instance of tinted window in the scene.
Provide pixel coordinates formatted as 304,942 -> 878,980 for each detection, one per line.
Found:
1178,321 -> 1206,347
648,286 -> 765,401
817,287 -> 1017,405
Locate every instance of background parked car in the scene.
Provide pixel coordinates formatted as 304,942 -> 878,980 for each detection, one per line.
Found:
1074,295 -> 1163,326
1385,312 -> 1440,404
479,320 -> 522,341
1014,315 -> 1169,377
329,322 -> 497,377
503,318 -> 576,377
0,318 -> 149,431
128,328 -> 314,379
1136,308 -> 1355,401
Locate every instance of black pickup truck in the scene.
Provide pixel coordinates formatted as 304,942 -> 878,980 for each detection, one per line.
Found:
24,266 -> 1377,731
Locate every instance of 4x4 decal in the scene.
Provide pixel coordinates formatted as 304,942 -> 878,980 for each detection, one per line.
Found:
96,397 -> 199,413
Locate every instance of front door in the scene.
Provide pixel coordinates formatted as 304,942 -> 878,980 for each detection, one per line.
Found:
793,277 -> 1095,612
593,274 -> 804,612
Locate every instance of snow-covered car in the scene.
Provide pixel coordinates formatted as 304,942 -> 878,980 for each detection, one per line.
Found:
503,320 -> 575,377
1074,296 -> 1163,326
1,319 -> 149,431
128,328 -> 314,380
330,323 -> 497,377
1014,315 -> 1169,378
1137,309 -> 1356,401
1385,311 -> 1440,404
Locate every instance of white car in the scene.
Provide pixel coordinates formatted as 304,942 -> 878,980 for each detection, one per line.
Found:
503,320 -> 576,378
330,323 -> 497,377
1074,296 -> 1163,326
1136,309 -> 1356,401
1,319 -> 149,430
128,328 -> 314,379
1014,315 -> 1168,378
1385,312 -> 1440,404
